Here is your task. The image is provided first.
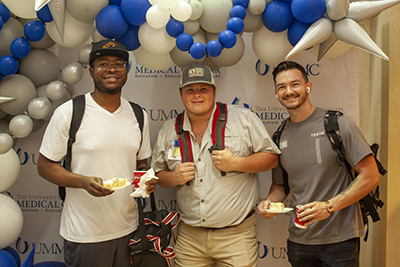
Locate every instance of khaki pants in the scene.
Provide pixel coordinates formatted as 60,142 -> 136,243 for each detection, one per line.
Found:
174,213 -> 258,267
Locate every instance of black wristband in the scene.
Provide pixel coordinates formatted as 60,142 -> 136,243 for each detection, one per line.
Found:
137,167 -> 147,171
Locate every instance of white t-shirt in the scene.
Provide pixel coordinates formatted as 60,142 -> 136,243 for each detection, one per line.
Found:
39,93 -> 152,243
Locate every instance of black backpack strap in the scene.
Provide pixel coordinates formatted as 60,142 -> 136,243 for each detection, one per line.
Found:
324,110 -> 346,166
272,119 -> 290,194
129,101 -> 144,153
209,102 -> 228,176
60,95 -> 86,201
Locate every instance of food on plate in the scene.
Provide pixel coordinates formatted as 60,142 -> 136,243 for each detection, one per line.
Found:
269,202 -> 285,210
103,178 -> 128,189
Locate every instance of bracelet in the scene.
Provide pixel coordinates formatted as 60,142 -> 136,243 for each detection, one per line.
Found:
137,167 -> 147,171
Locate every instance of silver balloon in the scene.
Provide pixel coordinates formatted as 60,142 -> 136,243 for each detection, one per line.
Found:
77,44 -> 92,65
27,97 -> 51,120
0,74 -> 37,116
9,114 -> 33,138
0,133 -> 13,155
46,80 -> 67,101
62,62 -> 85,84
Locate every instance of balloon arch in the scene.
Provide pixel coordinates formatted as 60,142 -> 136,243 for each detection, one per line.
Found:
0,0 -> 399,265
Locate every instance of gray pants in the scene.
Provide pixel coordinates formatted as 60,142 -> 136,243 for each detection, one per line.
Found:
64,232 -> 135,267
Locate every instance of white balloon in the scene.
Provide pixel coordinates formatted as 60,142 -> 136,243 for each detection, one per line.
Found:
92,27 -> 107,43
46,9 -> 93,48
210,34 -> 245,67
30,30 -> 56,49
170,1 -> 192,22
0,18 -> 24,58
0,133 -> 13,155
19,49 -> 61,87
0,74 -> 37,115
248,0 -> 267,15
62,62 -> 85,84
9,114 -> 33,138
27,97 -> 51,120
66,0 -> 109,23
183,20 -> 200,35
0,193 -> 24,249
252,27 -> 293,67
189,0 -> 203,20
46,80 -> 67,101
138,22 -> 176,55
149,0 -> 159,5
158,0 -> 178,9
146,5 -> 171,29
243,10 -> 263,32
199,0 -> 232,33
2,0 -> 37,19
78,44 -> 92,65
133,47 -> 174,71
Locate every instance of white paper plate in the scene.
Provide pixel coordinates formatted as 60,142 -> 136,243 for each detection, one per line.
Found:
265,207 -> 294,213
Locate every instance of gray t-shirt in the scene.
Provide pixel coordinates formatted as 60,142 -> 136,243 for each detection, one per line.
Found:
272,107 -> 371,245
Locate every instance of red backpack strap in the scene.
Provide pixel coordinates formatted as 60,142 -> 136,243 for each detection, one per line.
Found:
209,102 -> 228,176
175,112 -> 193,163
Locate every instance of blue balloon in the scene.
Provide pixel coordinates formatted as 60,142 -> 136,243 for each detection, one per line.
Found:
291,0 -> 326,24
262,1 -> 294,32
0,3 -> 11,23
0,17 -> 3,31
120,0 -> 151,26
0,55 -> 19,76
176,33 -> 194,52
226,17 -> 244,34
109,0 -> 122,5
0,250 -> 17,267
24,20 -> 46,42
206,40 -> 222,57
117,24 -> 140,51
189,42 -> 206,60
11,37 -> 31,59
229,5 -> 246,20
2,247 -> 20,267
287,19 -> 311,46
36,5 -> 53,23
33,262 -> 66,267
232,0 -> 249,9
96,5 -> 128,39
166,19 -> 184,38
218,30 -> 236,49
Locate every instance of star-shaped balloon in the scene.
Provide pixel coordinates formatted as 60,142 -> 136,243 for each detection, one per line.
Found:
35,0 -> 65,41
0,96 -> 16,104
286,0 -> 400,61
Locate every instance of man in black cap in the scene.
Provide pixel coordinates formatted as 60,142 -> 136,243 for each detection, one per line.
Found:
37,39 -> 156,267
152,64 -> 280,266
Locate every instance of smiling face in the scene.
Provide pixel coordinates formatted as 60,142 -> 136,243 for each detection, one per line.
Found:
274,68 -> 311,110
180,82 -> 216,119
89,55 -> 127,95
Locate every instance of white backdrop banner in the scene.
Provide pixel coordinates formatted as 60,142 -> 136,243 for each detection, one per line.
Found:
1,33 -> 359,265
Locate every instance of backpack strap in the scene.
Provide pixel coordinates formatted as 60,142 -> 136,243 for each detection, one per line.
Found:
272,119 -> 290,194
60,95 -> 86,201
324,110 -> 346,166
129,101 -> 144,153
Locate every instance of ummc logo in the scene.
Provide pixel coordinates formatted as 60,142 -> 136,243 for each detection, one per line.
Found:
15,238 -> 63,255
255,60 -> 321,77
258,241 -> 288,260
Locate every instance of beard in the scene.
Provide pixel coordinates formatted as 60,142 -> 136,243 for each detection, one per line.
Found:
93,76 -> 125,95
281,92 -> 307,110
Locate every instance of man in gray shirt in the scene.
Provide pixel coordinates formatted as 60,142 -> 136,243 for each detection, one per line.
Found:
258,61 -> 380,267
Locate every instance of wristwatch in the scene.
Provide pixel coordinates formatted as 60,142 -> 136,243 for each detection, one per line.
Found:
325,201 -> 335,214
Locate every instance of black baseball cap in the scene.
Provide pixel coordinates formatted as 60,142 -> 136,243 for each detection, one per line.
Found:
180,64 -> 215,89
89,39 -> 129,66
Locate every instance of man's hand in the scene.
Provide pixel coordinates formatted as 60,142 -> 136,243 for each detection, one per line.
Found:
297,201 -> 331,226
82,177 -> 114,197
211,148 -> 236,172
257,200 -> 277,219
173,162 -> 196,186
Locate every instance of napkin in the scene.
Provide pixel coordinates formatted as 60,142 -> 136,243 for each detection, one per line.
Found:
130,168 -> 159,198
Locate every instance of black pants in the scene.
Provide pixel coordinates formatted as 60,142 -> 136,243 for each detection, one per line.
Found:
287,238 -> 360,267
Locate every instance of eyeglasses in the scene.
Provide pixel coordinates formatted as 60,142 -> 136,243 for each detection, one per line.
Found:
94,61 -> 127,71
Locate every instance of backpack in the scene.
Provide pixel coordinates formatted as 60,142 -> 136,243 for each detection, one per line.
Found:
272,110 -> 387,241
60,94 -> 144,201
175,102 -> 228,185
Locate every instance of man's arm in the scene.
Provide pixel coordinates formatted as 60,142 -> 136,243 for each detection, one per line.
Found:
258,183 -> 288,219
211,149 -> 279,173
37,153 -> 114,197
297,154 -> 380,226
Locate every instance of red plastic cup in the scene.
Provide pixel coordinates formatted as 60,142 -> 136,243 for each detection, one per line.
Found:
133,171 -> 146,189
295,205 -> 308,229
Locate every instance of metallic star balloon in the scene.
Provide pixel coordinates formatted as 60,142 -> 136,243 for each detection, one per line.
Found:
0,96 -> 16,104
35,0 -> 52,11
286,0 -> 400,61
